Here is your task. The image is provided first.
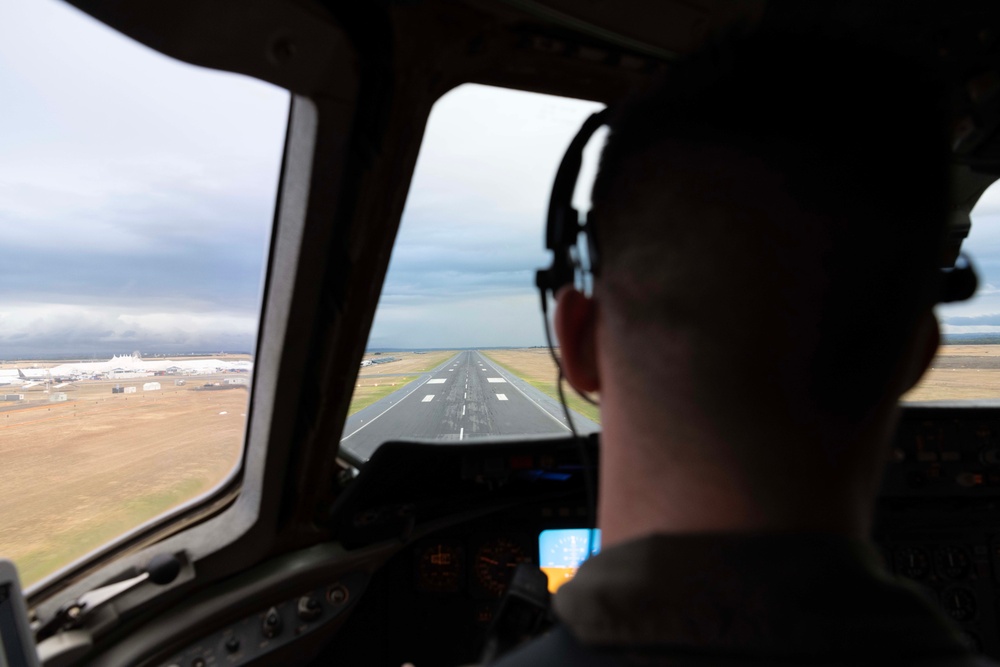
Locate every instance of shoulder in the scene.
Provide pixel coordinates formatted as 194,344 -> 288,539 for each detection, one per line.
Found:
485,625 -> 1000,667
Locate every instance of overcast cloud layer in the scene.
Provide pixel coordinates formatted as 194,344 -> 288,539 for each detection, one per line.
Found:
1,0 -> 287,357
6,1 -> 1000,359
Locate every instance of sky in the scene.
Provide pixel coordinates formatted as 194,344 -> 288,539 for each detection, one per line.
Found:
0,0 -> 287,358
5,1 -> 1000,358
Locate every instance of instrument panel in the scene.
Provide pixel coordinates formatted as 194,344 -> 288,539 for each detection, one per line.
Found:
157,409 -> 1000,666
413,535 -> 535,598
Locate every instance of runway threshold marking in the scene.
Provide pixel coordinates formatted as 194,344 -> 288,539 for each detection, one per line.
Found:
422,395 -> 435,402
475,352 -> 571,432
427,379 -> 446,384
497,394 -> 508,401
340,372 -> 438,442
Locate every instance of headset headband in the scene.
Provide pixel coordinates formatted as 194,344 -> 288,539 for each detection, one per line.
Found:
536,108 -> 978,305
536,109 -> 609,298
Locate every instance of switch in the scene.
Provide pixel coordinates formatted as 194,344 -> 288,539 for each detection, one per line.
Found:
297,595 -> 322,621
262,606 -> 282,638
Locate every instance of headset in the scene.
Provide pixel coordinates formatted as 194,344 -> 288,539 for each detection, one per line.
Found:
536,110 -> 980,311
536,109 -> 610,302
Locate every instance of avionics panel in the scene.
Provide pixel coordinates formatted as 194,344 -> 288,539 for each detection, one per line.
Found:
538,529 -> 601,593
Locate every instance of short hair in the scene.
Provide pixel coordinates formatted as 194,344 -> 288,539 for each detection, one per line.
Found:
591,28 -> 951,424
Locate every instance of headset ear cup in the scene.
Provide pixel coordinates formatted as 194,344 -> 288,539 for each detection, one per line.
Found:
938,254 -> 978,304
584,210 -> 599,279
539,108 -> 610,298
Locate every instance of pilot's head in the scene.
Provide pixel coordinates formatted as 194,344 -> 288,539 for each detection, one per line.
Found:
557,29 -> 950,475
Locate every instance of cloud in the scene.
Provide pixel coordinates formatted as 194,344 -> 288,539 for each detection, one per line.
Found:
0,0 -> 286,356
943,313 -> 1000,327
0,304 -> 257,358
6,4 -> 603,356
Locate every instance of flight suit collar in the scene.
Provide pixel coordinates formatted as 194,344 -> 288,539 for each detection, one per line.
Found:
553,533 -> 970,660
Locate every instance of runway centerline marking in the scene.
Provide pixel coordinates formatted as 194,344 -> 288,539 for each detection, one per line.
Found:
427,378 -> 446,384
497,394 -> 508,401
464,392 -> 467,399
462,405 -> 466,416
487,378 -> 506,383
422,395 -> 435,403
460,427 -> 464,440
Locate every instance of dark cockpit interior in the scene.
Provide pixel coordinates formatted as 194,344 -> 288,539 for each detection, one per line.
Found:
9,1 -> 1000,665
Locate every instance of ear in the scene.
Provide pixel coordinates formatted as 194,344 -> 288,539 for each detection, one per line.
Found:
554,286 -> 600,393
898,311 -> 940,394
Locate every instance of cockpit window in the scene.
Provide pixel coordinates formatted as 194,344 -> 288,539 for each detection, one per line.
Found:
340,85 -> 602,463
905,180 -> 1000,402
1,1 -> 287,585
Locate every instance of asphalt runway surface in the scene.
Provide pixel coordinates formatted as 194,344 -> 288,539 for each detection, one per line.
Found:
340,350 -> 599,462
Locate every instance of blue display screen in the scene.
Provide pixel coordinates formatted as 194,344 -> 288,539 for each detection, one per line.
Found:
538,528 -> 601,593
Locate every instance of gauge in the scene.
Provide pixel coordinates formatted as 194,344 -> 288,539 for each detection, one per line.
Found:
474,537 -> 532,597
934,547 -> 971,580
415,541 -> 464,593
893,547 -> 930,580
940,587 -> 977,623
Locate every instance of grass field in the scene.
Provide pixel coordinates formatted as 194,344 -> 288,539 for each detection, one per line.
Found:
0,375 -> 246,585
358,350 -> 456,376
348,376 -> 417,415
346,350 -> 457,415
481,349 -> 601,423
485,344 -> 1000,420
904,345 -> 1000,401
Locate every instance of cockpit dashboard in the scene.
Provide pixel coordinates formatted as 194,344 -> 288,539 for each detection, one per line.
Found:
99,404 -> 1000,665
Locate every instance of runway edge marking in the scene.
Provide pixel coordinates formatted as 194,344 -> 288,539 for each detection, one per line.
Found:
475,351 -> 570,432
340,352 -> 461,442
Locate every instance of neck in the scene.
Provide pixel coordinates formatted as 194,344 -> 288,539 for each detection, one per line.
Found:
595,378 -> 888,549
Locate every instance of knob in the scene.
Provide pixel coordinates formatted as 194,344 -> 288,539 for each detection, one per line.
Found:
327,584 -> 349,605
261,606 -> 282,638
297,595 -> 322,622
225,636 -> 240,653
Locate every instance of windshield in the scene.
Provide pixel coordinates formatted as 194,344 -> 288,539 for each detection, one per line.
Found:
905,180 -> 1000,402
339,85 -> 602,463
0,1 -> 288,585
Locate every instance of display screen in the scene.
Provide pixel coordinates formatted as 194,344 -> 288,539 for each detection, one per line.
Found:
538,529 -> 601,593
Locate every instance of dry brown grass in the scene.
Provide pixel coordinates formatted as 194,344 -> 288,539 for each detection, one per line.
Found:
904,369 -> 1000,401
349,376 -> 417,414
0,376 -> 246,585
905,345 -> 1000,401
483,346 -> 1000,408
481,349 -> 600,423
358,351 -> 456,376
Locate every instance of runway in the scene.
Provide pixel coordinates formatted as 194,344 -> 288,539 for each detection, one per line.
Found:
340,350 -> 600,462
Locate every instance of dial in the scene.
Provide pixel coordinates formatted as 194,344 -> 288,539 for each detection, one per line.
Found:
415,541 -> 464,593
474,537 -> 531,597
934,547 -> 971,580
940,587 -> 977,623
894,547 -> 930,580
